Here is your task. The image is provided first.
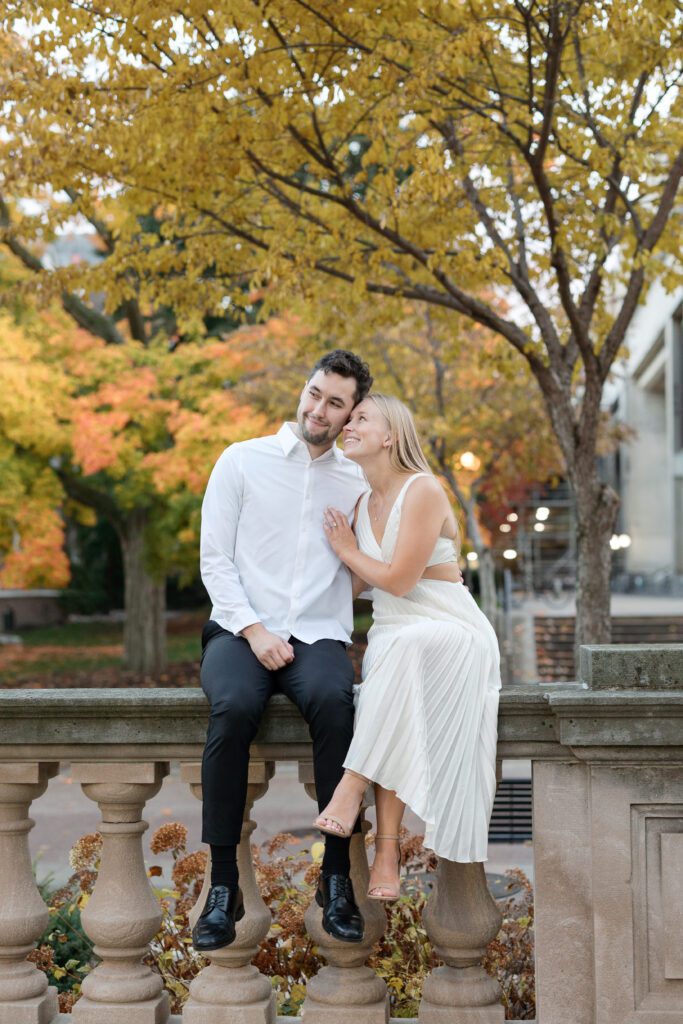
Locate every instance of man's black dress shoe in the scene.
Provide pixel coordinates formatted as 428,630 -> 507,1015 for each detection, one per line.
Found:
315,873 -> 364,943
192,884 -> 245,951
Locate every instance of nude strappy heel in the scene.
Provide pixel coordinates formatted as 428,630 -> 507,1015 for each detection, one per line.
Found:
314,769 -> 368,838
367,834 -> 401,901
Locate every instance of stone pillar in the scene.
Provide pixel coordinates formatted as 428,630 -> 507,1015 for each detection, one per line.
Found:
0,762 -> 59,1024
299,760 -> 389,1024
71,761 -> 170,1024
532,759 -> 594,1024
182,759 -> 276,1024
532,643 -> 683,1024
419,860 -> 504,1023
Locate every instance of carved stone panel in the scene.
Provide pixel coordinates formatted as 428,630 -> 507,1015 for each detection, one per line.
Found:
589,765 -> 683,1023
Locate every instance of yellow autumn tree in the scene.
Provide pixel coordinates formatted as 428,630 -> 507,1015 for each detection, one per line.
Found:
0,313 -> 71,589
2,0 -> 683,649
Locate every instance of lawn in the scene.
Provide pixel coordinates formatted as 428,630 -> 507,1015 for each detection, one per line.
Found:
0,607 -> 370,687
0,612 -> 205,687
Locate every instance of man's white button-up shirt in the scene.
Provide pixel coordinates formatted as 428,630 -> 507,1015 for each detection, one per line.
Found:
200,423 -> 368,644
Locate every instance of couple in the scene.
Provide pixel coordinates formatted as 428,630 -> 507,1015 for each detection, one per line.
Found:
193,349 -> 501,951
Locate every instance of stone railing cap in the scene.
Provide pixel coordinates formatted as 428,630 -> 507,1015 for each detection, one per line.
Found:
579,644 -> 683,691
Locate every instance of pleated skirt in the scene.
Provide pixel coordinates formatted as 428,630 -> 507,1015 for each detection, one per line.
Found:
343,580 -> 501,862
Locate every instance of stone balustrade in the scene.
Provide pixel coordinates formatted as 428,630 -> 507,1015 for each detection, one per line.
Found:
0,643 -> 681,1024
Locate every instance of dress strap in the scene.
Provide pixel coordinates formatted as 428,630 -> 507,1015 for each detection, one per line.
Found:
355,489 -> 380,554
358,488 -> 372,521
395,472 -> 432,506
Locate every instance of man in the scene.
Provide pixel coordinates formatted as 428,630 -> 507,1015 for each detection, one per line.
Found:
192,349 -> 373,951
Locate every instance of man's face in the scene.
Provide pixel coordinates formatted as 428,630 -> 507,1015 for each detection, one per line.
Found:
296,369 -> 358,448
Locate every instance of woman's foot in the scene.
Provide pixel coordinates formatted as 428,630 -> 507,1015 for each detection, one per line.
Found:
367,834 -> 401,900
314,770 -> 368,838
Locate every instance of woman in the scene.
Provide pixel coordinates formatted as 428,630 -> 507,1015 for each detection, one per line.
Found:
314,394 -> 501,900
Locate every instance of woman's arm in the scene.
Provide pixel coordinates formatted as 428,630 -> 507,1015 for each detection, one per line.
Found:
325,477 -> 453,598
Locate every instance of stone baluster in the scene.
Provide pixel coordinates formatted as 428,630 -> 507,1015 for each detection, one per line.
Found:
182,758 -> 276,1024
299,760 -> 389,1023
0,761 -> 59,1024
419,860 -> 504,1023
71,761 -> 170,1024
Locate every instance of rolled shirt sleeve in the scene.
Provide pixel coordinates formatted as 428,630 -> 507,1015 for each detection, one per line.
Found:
200,445 -> 260,636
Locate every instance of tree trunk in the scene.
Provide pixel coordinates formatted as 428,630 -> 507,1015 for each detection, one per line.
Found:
476,548 -> 498,624
463,503 -> 497,622
571,467 -> 620,657
437,462 -> 498,623
119,510 -> 167,674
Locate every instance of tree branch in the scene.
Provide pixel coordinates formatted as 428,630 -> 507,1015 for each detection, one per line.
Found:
599,146 -> 683,376
54,465 -> 125,532
0,196 -> 127,346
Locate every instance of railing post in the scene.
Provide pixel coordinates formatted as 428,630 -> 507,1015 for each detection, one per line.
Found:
71,761 -> 170,1024
299,760 -> 389,1023
419,860 -> 504,1023
182,758 -> 276,1024
0,761 -> 59,1024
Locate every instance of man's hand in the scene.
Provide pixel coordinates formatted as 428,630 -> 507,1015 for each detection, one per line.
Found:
241,623 -> 295,670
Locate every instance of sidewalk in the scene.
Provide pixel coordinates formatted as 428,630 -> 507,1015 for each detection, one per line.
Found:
519,592 -> 683,617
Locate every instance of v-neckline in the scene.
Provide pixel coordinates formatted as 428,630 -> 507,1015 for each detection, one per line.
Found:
366,475 -> 422,551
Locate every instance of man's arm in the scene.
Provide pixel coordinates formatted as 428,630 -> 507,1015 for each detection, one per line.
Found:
200,446 -> 294,669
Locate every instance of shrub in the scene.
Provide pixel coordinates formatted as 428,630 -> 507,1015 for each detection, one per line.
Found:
33,825 -> 535,1019
30,834 -> 100,1014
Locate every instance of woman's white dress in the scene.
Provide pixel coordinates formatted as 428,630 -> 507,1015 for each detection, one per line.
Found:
343,474 -> 501,863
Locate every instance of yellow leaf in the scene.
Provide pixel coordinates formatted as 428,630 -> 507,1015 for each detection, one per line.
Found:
310,841 -> 325,863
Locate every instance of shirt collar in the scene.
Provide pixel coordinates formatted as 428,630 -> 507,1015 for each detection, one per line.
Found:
277,422 -> 342,463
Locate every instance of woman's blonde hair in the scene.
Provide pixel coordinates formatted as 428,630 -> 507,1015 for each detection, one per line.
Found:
367,393 -> 461,552
366,393 -> 432,474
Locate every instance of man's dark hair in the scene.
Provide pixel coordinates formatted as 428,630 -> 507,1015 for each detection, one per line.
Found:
309,349 -> 373,404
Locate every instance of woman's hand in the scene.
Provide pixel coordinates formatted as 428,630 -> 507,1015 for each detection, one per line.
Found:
323,506 -> 358,561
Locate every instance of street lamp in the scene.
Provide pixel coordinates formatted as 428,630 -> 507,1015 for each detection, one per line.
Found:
459,451 -> 481,471
610,533 -> 632,550
503,549 -> 517,560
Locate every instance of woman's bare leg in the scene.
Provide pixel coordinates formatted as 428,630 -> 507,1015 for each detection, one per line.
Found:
315,769 -> 368,835
369,785 -> 405,897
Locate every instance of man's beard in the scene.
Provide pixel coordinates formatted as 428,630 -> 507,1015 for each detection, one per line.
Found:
300,415 -> 336,447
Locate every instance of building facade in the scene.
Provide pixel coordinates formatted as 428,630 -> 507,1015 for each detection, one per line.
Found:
616,282 -> 683,581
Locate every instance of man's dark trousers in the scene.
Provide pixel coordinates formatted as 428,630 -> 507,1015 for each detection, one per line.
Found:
200,620 -> 357,845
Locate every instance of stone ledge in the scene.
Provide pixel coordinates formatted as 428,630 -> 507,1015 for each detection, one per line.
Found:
0,685 -> 559,753
547,689 -> 683,705
545,687 -> 683,748
580,643 -> 683,689
1,643 -> 681,758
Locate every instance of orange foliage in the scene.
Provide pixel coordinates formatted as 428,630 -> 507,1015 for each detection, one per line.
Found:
0,506 -> 70,588
0,296 -> 291,587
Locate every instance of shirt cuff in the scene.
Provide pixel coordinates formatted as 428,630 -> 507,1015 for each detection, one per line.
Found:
226,608 -> 261,637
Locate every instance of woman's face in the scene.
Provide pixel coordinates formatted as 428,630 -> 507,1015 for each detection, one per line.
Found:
342,398 -> 390,461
